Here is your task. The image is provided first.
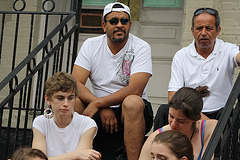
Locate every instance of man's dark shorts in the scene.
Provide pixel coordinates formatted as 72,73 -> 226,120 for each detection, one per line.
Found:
93,98 -> 153,134
92,99 -> 153,160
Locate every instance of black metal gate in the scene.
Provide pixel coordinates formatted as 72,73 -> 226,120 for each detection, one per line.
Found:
0,0 -> 81,159
202,71 -> 240,160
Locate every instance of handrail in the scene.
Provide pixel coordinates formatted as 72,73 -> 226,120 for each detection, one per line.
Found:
202,72 -> 240,159
0,13 -> 75,92
0,1 -> 82,159
0,11 -> 75,15
0,23 -> 78,109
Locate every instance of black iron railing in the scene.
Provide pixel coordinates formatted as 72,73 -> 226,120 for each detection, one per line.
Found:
0,0 -> 82,159
202,72 -> 240,159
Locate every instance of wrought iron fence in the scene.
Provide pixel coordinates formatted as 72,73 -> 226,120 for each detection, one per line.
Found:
0,0 -> 81,159
202,72 -> 240,159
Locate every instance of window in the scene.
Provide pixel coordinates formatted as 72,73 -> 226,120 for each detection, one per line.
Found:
80,9 -> 104,33
143,0 -> 182,8
82,0 -> 114,6
80,0 -> 115,33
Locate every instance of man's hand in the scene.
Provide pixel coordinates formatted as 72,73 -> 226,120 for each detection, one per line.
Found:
99,108 -> 118,134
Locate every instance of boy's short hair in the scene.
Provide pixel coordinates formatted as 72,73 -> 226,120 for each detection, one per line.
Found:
44,72 -> 78,99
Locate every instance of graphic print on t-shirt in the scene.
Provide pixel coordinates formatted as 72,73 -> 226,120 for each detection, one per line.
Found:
116,50 -> 135,84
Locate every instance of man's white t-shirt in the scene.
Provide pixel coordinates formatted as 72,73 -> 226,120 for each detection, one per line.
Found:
169,38 -> 239,112
74,33 -> 152,107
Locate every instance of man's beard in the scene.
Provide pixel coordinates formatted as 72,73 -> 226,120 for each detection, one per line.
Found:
112,36 -> 126,43
108,29 -> 129,43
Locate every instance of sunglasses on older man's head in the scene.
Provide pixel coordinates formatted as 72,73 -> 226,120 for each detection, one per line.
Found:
194,8 -> 218,16
104,17 -> 130,25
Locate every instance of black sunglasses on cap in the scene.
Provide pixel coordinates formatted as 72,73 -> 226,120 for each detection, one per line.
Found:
105,17 -> 130,25
194,8 -> 218,16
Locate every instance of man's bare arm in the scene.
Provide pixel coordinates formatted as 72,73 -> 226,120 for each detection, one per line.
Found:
168,91 -> 176,103
236,52 -> 240,65
72,64 -> 151,109
91,72 -> 151,108
72,65 -> 98,104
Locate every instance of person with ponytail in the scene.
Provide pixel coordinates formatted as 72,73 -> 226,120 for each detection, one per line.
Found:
139,86 -> 217,160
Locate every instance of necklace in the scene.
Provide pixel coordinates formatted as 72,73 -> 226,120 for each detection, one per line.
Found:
190,130 -> 195,141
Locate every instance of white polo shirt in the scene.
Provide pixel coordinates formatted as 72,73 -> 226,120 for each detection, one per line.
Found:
169,38 -> 239,112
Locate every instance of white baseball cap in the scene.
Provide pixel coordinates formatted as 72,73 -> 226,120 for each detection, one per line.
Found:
103,2 -> 131,19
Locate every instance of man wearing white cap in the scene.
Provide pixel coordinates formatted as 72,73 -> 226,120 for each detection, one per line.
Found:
72,2 -> 153,160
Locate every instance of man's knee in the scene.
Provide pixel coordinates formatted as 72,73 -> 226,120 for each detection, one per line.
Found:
122,95 -> 145,113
